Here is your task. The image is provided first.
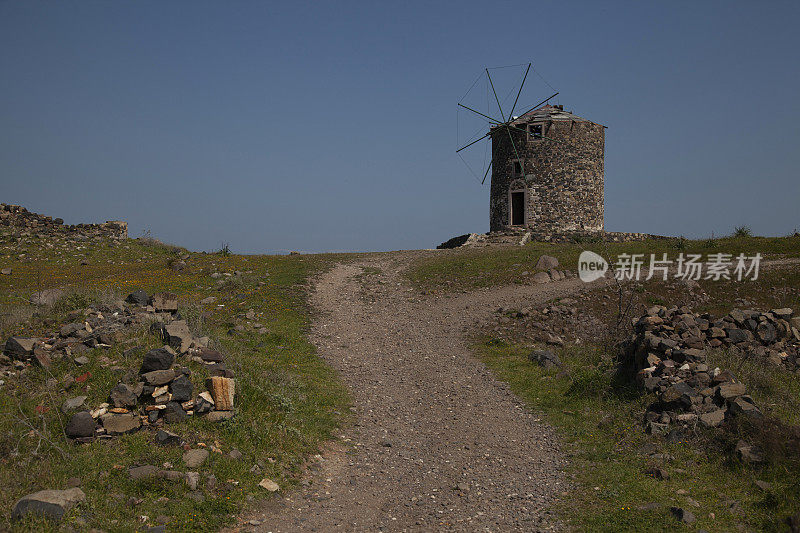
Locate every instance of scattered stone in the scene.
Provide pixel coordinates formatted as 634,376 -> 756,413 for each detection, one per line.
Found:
258,478 -> 280,492
155,430 -> 181,446
535,255 -> 559,270
228,449 -> 243,461
205,410 -> 234,422
183,449 -> 209,468
699,409 -> 726,428
528,349 -> 561,368
0,267 -> 11,275
735,440 -> 765,464
11,488 -> 86,522
163,321 -> 193,353
531,272 -> 551,284
200,296 -> 217,305
129,465 -> 160,480
61,396 -> 87,413
194,391 -> 214,414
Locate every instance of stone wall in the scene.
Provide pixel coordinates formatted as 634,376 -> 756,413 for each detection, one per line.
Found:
0,204 -> 127,239
489,119 -> 604,233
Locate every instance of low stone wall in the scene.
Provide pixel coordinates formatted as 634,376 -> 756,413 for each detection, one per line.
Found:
0,204 -> 127,239
438,229 -> 671,249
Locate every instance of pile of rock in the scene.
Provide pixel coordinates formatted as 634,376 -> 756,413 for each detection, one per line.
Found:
622,305 -> 799,437
0,288 -> 237,443
0,203 -> 127,239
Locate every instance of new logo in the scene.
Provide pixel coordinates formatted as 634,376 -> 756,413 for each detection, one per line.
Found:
578,251 -> 608,282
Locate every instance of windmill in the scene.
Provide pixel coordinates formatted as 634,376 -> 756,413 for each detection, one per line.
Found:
456,63 -> 559,184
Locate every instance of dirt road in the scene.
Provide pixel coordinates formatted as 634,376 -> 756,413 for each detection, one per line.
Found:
235,251 -> 601,532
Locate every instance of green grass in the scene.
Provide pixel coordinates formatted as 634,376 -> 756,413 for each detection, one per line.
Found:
0,231 -> 353,531
407,235 -> 800,293
475,339 -> 800,531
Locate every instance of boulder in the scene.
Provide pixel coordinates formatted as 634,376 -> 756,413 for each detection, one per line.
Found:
197,348 -> 224,363
11,488 -> 86,522
699,409 -> 726,428
756,322 -> 777,343
535,255 -> 559,270
670,507 -> 696,524
140,347 -> 175,373
65,411 -> 96,439
718,382 -> 746,399
60,323 -> 84,338
531,271 -> 551,284
125,289 -> 149,306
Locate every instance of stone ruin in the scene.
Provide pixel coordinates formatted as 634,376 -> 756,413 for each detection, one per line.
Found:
0,203 -> 127,240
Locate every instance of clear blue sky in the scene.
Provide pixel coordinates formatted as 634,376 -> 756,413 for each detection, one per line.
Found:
2,1 -> 798,253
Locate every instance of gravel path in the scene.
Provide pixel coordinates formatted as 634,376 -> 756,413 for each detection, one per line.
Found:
243,252 -> 595,532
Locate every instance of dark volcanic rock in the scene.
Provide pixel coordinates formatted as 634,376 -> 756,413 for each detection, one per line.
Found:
140,347 -> 175,373
65,411 -> 96,439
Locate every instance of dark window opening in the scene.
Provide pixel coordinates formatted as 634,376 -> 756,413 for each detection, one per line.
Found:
512,160 -> 523,177
529,124 -> 543,139
511,192 -> 525,225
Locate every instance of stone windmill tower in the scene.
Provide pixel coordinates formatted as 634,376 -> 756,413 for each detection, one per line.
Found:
456,65 -> 605,238
489,105 -> 605,235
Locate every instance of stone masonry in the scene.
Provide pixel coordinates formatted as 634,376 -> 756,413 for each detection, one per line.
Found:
489,104 -> 604,234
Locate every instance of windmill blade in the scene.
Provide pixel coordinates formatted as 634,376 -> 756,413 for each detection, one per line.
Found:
457,103 -> 503,125
481,160 -> 492,185
507,63 -> 531,119
486,68 -> 507,122
456,131 -> 491,153
504,124 -> 523,173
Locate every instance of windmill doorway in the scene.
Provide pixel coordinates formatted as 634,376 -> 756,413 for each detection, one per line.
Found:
510,191 -> 525,226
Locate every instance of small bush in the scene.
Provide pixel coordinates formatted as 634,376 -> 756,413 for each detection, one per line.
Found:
733,225 -> 753,238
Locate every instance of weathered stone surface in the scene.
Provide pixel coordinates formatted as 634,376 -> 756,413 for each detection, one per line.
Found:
110,384 -> 137,408
197,347 -> 224,363
150,292 -> 178,312
718,382 -> 746,399
100,413 -> 141,435
258,478 -> 280,492
183,449 -> 209,468
535,255 -> 559,270
531,271 -> 551,284
155,430 -> 181,446
30,288 -> 64,306
129,465 -> 159,480
756,322 -> 777,343
528,349 -> 561,368
729,397 -> 762,418
65,411 -> 96,438
194,391 -> 214,414
735,440 -> 764,463
206,377 -> 235,410
142,369 -> 176,386
11,488 -> 86,522
163,321 -> 192,353
169,375 -> 193,403
163,401 -> 187,424
125,289 -> 149,306
205,410 -> 235,422
5,336 -> 37,357
61,396 -> 87,413
699,409 -> 726,428
140,347 -> 175,373
60,323 -> 84,338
